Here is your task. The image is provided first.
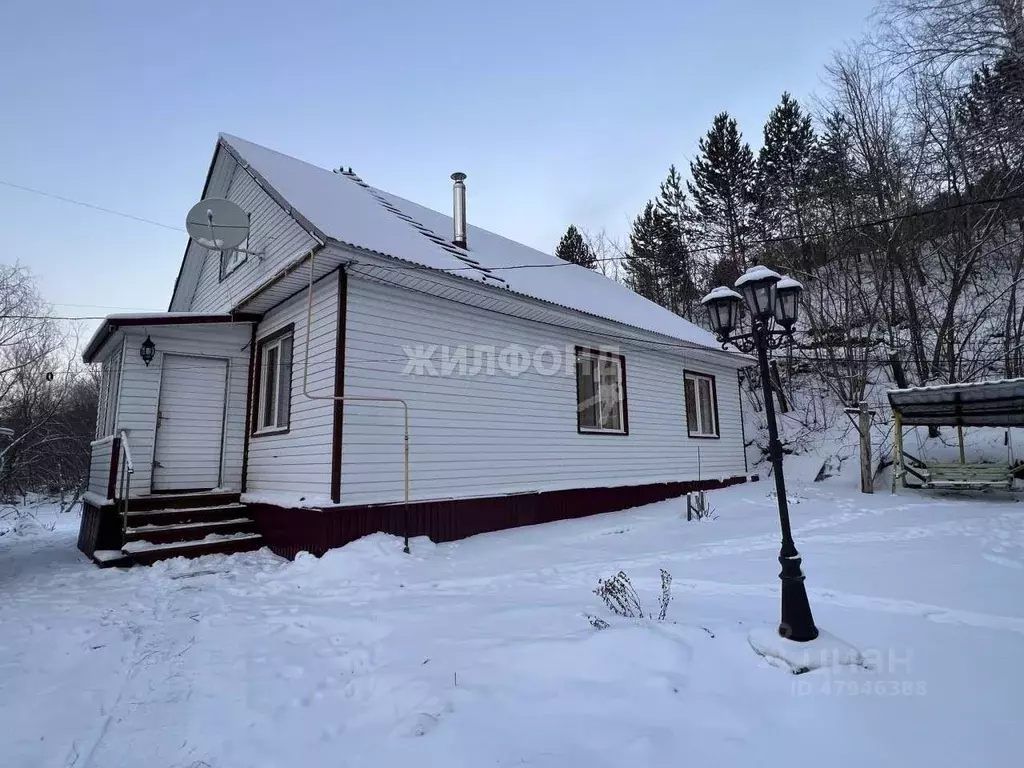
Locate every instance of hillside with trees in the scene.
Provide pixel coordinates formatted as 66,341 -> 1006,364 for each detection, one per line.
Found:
564,0 -> 1024,405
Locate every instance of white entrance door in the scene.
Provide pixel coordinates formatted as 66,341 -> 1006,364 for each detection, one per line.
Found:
152,354 -> 228,492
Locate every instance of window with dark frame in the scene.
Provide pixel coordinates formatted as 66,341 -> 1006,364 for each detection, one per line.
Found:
254,328 -> 293,434
576,347 -> 627,434
684,371 -> 719,438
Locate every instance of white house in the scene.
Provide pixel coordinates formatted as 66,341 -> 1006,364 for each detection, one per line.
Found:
78,134 -> 754,565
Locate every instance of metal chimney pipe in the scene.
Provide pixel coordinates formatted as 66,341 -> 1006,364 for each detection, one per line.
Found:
451,172 -> 467,249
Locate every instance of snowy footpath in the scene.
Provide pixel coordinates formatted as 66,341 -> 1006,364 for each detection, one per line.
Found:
2,478 -> 1024,768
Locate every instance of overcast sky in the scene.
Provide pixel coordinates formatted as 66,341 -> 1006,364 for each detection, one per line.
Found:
0,0 -> 875,327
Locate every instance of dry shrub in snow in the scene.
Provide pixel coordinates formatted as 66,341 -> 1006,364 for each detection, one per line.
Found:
657,568 -> 672,620
686,491 -> 717,521
0,499 -> 69,537
587,568 -> 673,629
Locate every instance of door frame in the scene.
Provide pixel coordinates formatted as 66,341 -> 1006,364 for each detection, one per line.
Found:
150,352 -> 231,494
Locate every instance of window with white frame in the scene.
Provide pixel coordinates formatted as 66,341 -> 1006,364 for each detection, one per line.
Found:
218,212 -> 251,280
575,347 -> 628,433
684,371 -> 719,438
95,347 -> 122,438
219,249 -> 248,280
254,328 -> 293,434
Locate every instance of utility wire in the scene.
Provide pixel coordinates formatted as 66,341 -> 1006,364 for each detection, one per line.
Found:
71,347 -> 1020,375
8,170 -> 1024,373
0,179 -> 185,233
53,302 -> 158,311
343,264 -> 1022,363
5,176 -> 1024,274
2,314 -> 108,321
350,188 -> 1024,273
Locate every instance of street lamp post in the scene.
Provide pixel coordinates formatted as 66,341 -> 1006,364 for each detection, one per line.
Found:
702,266 -> 819,642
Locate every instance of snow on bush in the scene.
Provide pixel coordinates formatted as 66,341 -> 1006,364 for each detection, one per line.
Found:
587,568 -> 673,629
0,498 -> 77,537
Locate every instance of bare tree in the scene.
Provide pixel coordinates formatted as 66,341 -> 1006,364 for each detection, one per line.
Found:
581,227 -> 625,283
818,49 -> 937,383
877,0 -> 1024,75
0,265 -> 66,403
0,265 -> 93,503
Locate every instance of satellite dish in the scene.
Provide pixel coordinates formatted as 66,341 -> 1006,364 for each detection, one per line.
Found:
185,198 -> 250,251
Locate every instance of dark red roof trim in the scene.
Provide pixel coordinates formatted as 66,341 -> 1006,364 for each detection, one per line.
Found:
82,313 -> 260,363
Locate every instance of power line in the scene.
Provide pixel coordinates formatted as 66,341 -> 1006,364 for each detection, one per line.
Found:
353,188 -> 1024,274
53,302 -> 158,311
72,345 -> 1021,375
343,263 -> 1023,366
0,179 -> 184,233
2,314 -> 108,321
12,278 -> 1020,367
5,176 -> 1024,277
7,168 -> 1024,371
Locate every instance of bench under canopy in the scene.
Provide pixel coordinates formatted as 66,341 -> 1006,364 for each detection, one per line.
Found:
888,379 -> 1024,491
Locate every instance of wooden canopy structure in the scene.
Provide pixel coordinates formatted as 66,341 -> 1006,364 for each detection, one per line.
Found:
888,379 -> 1024,491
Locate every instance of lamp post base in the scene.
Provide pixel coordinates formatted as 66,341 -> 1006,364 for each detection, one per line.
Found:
779,553 -> 819,642
750,626 -> 864,674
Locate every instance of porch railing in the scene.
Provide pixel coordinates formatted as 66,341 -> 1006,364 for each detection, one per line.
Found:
116,431 -> 135,535
88,433 -> 136,534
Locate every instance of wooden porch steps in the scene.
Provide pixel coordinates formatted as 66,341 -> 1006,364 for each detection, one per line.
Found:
124,516 -> 257,545
125,502 -> 250,528
123,491 -> 241,513
91,549 -> 134,568
87,496 -> 265,566
123,533 -> 264,565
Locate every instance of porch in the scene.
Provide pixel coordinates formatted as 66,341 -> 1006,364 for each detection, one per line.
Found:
77,486 -> 260,566
78,313 -> 263,564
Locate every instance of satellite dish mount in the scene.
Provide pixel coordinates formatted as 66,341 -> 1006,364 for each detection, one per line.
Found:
185,198 -> 263,258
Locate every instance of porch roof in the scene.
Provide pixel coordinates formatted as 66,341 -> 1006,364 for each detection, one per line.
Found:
887,378 -> 1024,427
83,312 -> 258,363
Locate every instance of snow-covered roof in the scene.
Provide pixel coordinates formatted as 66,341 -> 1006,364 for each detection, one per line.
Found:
102,312 -> 237,322
888,378 -> 1024,427
219,134 -> 728,352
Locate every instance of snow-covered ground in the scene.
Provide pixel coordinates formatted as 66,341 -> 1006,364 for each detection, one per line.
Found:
2,473 -> 1023,767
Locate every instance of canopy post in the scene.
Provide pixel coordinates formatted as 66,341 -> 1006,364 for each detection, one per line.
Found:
859,401 -> 874,494
892,410 -> 903,493
953,391 -> 966,465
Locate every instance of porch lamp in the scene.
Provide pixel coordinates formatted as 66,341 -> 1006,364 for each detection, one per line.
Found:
701,266 -> 818,642
140,335 -> 156,367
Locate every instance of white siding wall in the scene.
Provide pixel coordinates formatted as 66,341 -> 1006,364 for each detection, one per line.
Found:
113,324 -> 252,497
245,275 -> 339,500
188,162 -> 317,313
88,437 -> 116,499
340,276 -> 747,506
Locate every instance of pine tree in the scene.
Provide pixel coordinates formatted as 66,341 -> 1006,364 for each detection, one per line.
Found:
622,202 -> 664,304
960,55 -> 1024,193
554,224 -> 597,269
655,165 -> 700,319
813,111 -> 857,231
754,93 -> 818,269
687,113 -> 757,281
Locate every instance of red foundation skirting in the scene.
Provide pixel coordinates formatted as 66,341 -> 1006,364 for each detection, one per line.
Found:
248,475 -> 753,559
